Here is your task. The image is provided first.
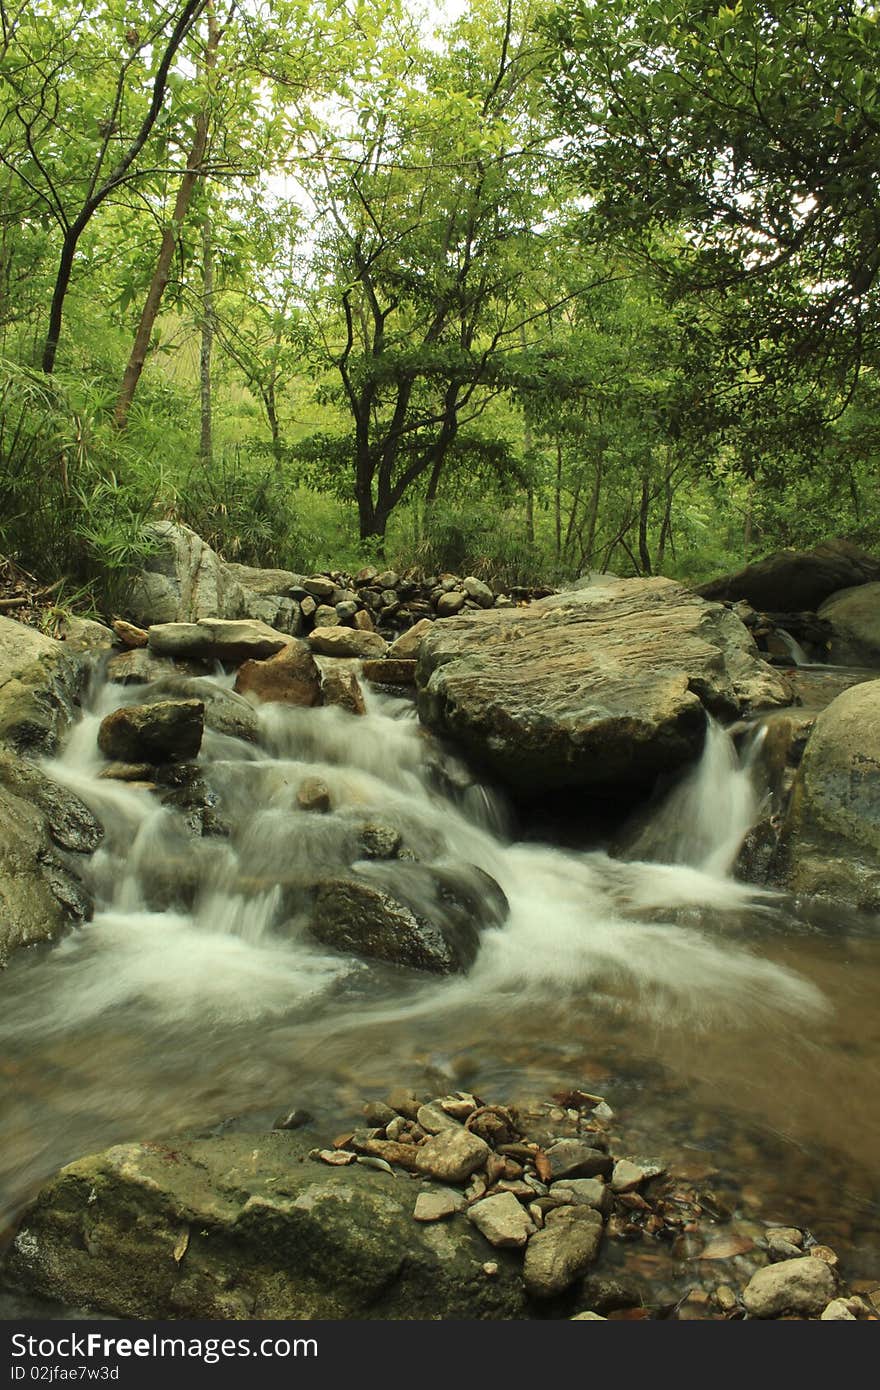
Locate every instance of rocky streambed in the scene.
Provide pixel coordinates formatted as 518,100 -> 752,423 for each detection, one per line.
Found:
2,535 -> 880,1322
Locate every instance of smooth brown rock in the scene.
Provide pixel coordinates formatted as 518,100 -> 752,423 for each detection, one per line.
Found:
234,639 -> 323,708
111,620 -> 149,649
468,1192 -> 536,1248
97,700 -> 204,764
742,1256 -> 836,1318
523,1207 -> 604,1298
321,668 -> 366,716
415,1128 -> 490,1183
361,659 -> 417,686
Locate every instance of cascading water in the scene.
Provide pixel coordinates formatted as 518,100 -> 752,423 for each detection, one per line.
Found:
2,669 -> 880,1285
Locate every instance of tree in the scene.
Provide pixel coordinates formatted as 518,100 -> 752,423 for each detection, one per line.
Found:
544,0 -> 880,409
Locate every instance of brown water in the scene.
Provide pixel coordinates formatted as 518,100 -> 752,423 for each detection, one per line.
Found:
1,675 -> 879,1310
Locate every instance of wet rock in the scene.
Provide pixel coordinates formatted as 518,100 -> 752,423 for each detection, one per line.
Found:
781,679 -> 880,908
143,678 -> 260,744
523,1206 -> 604,1299
696,539 -> 880,612
362,1101 -> 397,1129
310,867 -> 489,974
742,1255 -> 836,1318
549,1179 -> 610,1214
819,582 -> 880,668
414,1127 -> 490,1183
578,1273 -> 646,1315
234,639 -> 323,709
545,1141 -> 613,1181
416,1102 -> 461,1135
273,1110 -> 312,1131
388,620 -> 434,660
611,1157 -> 664,1192
99,762 -> 154,782
0,615 -> 84,754
106,649 -> 184,685
1,1131 -> 528,1319
148,619 -> 292,664
767,1231 -> 803,1261
297,777 -> 332,813
308,627 -> 388,659
361,659 -> 417,687
385,1088 -> 422,1121
357,822 -> 404,860
97,699 -> 204,764
468,1193 -> 536,1248
56,616 -> 114,654
413,1189 -> 465,1222
321,668 -> 366,716
416,577 -> 790,805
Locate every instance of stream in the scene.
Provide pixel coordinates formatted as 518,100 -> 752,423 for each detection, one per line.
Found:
1,667 -> 879,1311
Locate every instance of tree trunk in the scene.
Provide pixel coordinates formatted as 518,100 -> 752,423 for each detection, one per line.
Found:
638,473 -> 652,575
114,4 -> 220,426
554,439 -> 562,562
199,215 -> 214,464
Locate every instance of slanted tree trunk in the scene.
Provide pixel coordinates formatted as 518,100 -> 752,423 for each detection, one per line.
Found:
114,3 -> 220,426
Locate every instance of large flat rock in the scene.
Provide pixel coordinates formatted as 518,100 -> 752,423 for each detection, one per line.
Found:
1,1131 -> 528,1319
416,577 -> 790,801
696,539 -> 880,611
819,582 -> 880,668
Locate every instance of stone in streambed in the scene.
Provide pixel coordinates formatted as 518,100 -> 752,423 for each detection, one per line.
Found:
413,1189 -> 465,1222
549,1178 -> 610,1214
415,1127 -> 489,1183
468,1193 -> 536,1248
148,618 -> 292,663
388,619 -> 434,660
234,639 -> 323,709
362,659 -> 417,686
98,700 -> 204,764
523,1206 -> 604,1299
611,1157 -> 665,1192
321,667 -> 366,716
297,777 -> 332,813
308,627 -> 388,659
545,1140 -> 613,1181
742,1256 -> 836,1318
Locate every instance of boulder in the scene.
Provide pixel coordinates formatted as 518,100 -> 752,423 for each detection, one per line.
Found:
1,1130 -> 528,1319
0,751 -> 98,965
224,563 -> 306,597
0,616 -> 84,754
148,619 -> 292,664
55,615 -> 114,654
308,627 -> 388,659
233,640 -> 323,709
106,650 -> 186,686
696,539 -> 880,612
416,577 -> 790,803
97,700 -> 204,765
141,679 -> 260,745
309,864 -> 507,974
321,667 -> 366,716
126,522 -> 250,627
781,679 -> 880,908
361,659 -> 417,686
388,619 -> 434,660
819,582 -> 880,667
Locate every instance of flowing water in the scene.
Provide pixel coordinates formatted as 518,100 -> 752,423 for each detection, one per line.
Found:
2,670 -> 880,1307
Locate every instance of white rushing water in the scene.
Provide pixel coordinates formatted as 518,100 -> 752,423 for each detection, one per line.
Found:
0,671 -> 821,1055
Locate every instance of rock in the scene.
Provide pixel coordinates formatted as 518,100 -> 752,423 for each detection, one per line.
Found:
335,601 -> 358,622
820,1298 -> 857,1320
225,564 -> 305,597
696,539 -> 880,612
571,1311 -> 606,1320
353,610 -> 375,632
0,1130 -> 528,1319
111,619 -> 149,649
357,822 -> 404,859
468,1193 -> 536,1248
321,668 -> 366,716
56,616 -> 114,654
141,678 -> 260,744
413,1189 -> 465,1222
544,1141 -> 613,1181
416,577 -> 790,804
297,777 -> 332,813
308,628 -> 388,659
611,1157 -> 664,1192
234,639 -> 323,708
388,620 -> 434,660
414,1128 -> 490,1183
0,615 -> 83,754
416,1103 -> 461,1135
0,752 -> 97,965
742,1255 -> 836,1318
523,1207 -> 604,1299
148,619 -> 293,664
361,658 -> 417,686
819,582 -> 880,667
767,1232 -> 803,1261
97,700 -> 204,764
463,576 -> 495,608
436,591 -> 466,617
313,604 -> 340,627
106,649 -> 184,685
126,522 -> 253,626
362,1101 -> 397,1128
549,1179 -> 610,1214
303,576 -> 337,601
309,863 -> 501,974
781,679 -> 880,907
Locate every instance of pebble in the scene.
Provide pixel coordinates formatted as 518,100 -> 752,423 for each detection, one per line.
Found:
715,1285 -> 738,1312
809,1245 -> 839,1268
314,1149 -> 356,1166
820,1298 -> 856,1320
766,1232 -> 803,1261
570,1311 -> 606,1320
416,1102 -> 461,1135
550,1178 -> 610,1214
523,1206 -> 604,1299
467,1192 -> 537,1248
545,1140 -> 613,1181
362,1101 -> 397,1129
385,1087 -> 421,1120
413,1188 -> 465,1222
272,1109 -> 312,1131
743,1256 -> 837,1318
415,1127 -> 490,1183
481,1262 -> 499,1277
611,1157 -> 664,1192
